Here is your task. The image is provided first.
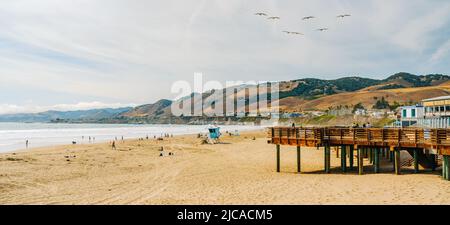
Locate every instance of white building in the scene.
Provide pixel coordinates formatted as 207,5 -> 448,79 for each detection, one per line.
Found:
418,96 -> 450,128
399,96 -> 450,128
399,105 -> 424,127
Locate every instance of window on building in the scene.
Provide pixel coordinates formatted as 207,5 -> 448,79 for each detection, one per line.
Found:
411,109 -> 416,117
441,106 -> 445,112
403,109 -> 407,118
446,106 -> 450,112
436,106 -> 440,112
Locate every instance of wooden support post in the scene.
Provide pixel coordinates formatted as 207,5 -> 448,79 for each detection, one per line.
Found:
341,145 -> 347,173
394,148 -> 401,175
324,145 -> 331,173
431,155 -> 436,172
336,147 -> 339,158
443,155 -> 447,180
374,148 -> 380,173
276,145 -> 281,173
349,145 -> 354,171
389,150 -> 394,162
358,147 -> 364,175
297,146 -> 301,173
444,155 -> 450,181
413,148 -> 419,173
381,147 -> 385,158
369,148 -> 373,164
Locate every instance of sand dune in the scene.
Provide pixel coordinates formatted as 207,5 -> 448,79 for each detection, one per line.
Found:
0,131 -> 449,205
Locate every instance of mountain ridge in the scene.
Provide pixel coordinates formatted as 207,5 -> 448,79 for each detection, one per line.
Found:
1,72 -> 448,123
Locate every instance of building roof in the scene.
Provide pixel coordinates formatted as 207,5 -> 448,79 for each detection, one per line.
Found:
422,95 -> 450,102
401,105 -> 423,109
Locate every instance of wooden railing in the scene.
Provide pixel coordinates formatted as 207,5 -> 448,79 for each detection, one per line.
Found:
268,127 -> 450,155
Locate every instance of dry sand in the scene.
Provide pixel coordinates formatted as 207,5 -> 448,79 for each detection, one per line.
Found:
0,130 -> 449,205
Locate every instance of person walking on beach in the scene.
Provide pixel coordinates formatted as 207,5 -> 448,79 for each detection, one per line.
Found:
26,140 -> 29,149
112,141 -> 116,150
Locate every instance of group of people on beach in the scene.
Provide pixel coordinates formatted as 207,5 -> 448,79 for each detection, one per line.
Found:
81,136 -> 95,143
110,133 -> 174,150
352,122 -> 372,128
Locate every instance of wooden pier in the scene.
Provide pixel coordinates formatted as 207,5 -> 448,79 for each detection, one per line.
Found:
268,127 -> 450,181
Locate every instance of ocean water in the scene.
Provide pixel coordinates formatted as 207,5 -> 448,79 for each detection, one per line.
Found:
0,123 -> 261,153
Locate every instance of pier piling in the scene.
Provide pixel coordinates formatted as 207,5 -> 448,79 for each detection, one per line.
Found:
276,145 -> 280,173
341,145 -> 347,172
358,147 -> 364,175
394,148 -> 401,175
443,155 -> 449,181
443,156 -> 447,180
374,148 -> 380,173
413,148 -> 419,173
297,146 -> 301,173
349,145 -> 354,171
324,145 -> 331,173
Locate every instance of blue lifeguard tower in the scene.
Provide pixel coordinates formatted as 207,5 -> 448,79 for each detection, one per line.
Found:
207,127 -> 221,144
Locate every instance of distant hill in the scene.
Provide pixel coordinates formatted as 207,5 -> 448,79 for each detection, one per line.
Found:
120,99 -> 172,117
280,83 -> 450,112
116,72 -> 450,122
0,107 -> 132,123
279,73 -> 450,99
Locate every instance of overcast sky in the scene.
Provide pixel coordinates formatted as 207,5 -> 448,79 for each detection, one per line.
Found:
0,0 -> 449,114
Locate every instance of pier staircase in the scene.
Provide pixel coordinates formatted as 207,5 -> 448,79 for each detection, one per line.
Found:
405,149 -> 438,169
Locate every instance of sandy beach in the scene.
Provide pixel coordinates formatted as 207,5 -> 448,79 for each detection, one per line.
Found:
0,130 -> 449,205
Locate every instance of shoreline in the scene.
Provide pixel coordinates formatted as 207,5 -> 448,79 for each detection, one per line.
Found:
0,130 -> 449,205
0,123 -> 265,154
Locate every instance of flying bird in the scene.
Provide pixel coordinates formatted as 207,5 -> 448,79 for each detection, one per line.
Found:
302,16 -> 315,20
290,32 -> 304,35
255,12 -> 267,16
267,16 -> 280,20
337,14 -> 351,18
283,31 -> 304,35
317,28 -> 329,31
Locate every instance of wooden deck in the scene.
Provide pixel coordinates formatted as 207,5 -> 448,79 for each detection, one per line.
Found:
267,127 -> 450,181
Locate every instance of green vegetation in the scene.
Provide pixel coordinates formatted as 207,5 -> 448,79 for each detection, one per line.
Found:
278,73 -> 449,100
310,114 -> 336,124
386,72 -> 449,87
352,103 -> 365,113
373,97 -> 390,109
373,117 -> 396,128
377,84 -> 405,90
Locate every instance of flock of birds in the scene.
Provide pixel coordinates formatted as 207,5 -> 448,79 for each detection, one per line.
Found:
254,12 -> 351,36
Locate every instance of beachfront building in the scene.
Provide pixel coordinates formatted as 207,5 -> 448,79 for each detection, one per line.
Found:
398,96 -> 450,128
399,105 -> 424,127
417,96 -> 450,128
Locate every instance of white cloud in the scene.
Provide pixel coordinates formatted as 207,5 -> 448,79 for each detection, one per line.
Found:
0,0 -> 449,107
